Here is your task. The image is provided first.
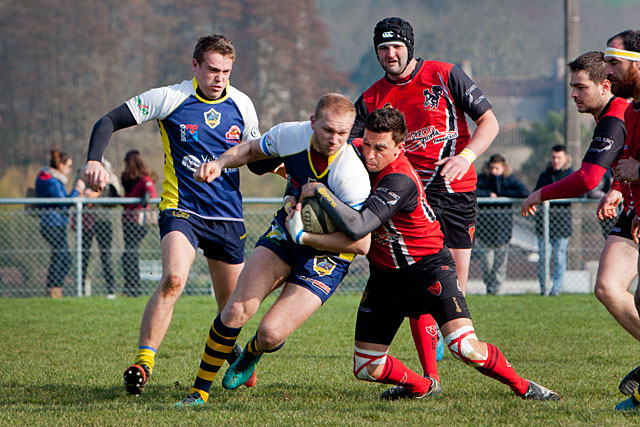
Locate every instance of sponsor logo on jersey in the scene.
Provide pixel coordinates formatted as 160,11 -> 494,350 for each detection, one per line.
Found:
313,255 -> 337,276
588,136 -> 614,153
180,124 -> 199,142
135,96 -> 150,117
428,280 -> 442,296
225,125 -> 241,141
376,187 -> 400,206
372,230 -> 400,243
297,275 -> 331,295
317,187 -> 337,207
204,107 -> 221,129
250,124 -> 260,139
182,155 -> 201,172
423,85 -> 443,110
404,126 -> 458,151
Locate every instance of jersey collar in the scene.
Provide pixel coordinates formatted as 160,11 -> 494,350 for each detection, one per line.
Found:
384,58 -> 423,85
193,78 -> 229,104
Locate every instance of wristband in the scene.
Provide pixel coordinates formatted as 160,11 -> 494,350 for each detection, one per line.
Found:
459,148 -> 477,164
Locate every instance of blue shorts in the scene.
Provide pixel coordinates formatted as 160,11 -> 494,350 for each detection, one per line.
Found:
159,209 -> 246,264
255,215 -> 352,303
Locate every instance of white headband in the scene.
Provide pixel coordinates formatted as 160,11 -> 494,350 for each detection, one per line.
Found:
604,47 -> 640,62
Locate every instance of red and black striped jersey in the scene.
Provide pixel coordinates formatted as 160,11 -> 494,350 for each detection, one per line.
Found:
351,59 -> 492,194
365,152 -> 444,269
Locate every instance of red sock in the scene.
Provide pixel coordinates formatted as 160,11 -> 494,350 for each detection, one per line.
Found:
409,314 -> 439,382
476,343 -> 529,396
378,355 -> 431,395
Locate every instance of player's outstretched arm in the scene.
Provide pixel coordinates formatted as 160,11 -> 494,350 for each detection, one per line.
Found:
194,139 -> 268,183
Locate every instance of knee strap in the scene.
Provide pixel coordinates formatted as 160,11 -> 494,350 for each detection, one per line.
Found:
444,326 -> 486,367
353,346 -> 388,381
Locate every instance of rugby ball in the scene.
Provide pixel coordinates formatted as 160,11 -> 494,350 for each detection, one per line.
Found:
301,197 -> 337,234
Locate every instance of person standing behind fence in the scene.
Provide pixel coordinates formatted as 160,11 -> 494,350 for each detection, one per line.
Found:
475,154 -> 529,295
533,145 -> 573,296
121,150 -> 157,297
80,159 -> 122,299
35,149 -> 85,298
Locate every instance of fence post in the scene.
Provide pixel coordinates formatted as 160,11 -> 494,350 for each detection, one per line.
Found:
542,200 -> 550,295
75,199 -> 83,297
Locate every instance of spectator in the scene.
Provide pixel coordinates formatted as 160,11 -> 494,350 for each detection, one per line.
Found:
80,159 -> 121,299
475,154 -> 529,295
534,145 -> 573,296
121,150 -> 157,297
35,149 -> 85,298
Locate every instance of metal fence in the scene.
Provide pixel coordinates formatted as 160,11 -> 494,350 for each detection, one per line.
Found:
0,197 -> 632,298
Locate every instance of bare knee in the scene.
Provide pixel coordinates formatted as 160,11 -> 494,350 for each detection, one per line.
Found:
594,278 -> 621,306
256,322 -> 286,351
159,273 -> 186,298
221,301 -> 256,328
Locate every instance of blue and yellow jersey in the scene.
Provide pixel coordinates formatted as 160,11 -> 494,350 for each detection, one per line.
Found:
125,78 -> 260,221
259,121 -> 370,245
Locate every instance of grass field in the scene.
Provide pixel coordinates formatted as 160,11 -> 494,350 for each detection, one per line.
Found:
1,293 -> 639,426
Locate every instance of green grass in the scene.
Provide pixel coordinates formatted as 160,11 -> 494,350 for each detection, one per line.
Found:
1,293 -> 638,426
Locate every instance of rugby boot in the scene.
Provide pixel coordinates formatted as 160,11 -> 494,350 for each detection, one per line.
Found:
619,365 -> 640,395
522,380 -> 561,401
617,385 -> 640,411
174,391 -> 206,407
380,375 -> 441,401
222,346 -> 262,390
228,343 -> 257,387
123,364 -> 150,395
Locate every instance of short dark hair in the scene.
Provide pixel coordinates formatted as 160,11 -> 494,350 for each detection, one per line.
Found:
193,35 -> 235,64
568,51 -> 606,84
364,107 -> 408,144
551,144 -> 566,153
608,30 -> 640,52
488,154 -> 507,165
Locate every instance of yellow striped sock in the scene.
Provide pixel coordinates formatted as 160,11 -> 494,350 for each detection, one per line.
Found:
134,346 -> 157,374
190,387 -> 209,402
192,315 -> 242,396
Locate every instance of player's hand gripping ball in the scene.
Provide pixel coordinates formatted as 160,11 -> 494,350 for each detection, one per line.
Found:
301,197 -> 337,234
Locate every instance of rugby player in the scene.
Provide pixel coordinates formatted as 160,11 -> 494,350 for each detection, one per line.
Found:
348,16 -> 499,392
175,93 -> 371,406
298,107 -> 559,402
84,35 -> 261,394
600,30 -> 640,412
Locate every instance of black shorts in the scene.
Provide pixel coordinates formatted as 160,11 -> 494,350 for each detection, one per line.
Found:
426,191 -> 477,249
355,246 -> 471,345
158,209 -> 246,264
609,209 -> 636,241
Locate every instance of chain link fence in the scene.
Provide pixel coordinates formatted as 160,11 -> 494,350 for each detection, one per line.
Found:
0,197 -> 632,298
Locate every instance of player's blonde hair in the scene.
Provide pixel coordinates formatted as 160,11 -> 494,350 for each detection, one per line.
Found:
314,93 -> 355,121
